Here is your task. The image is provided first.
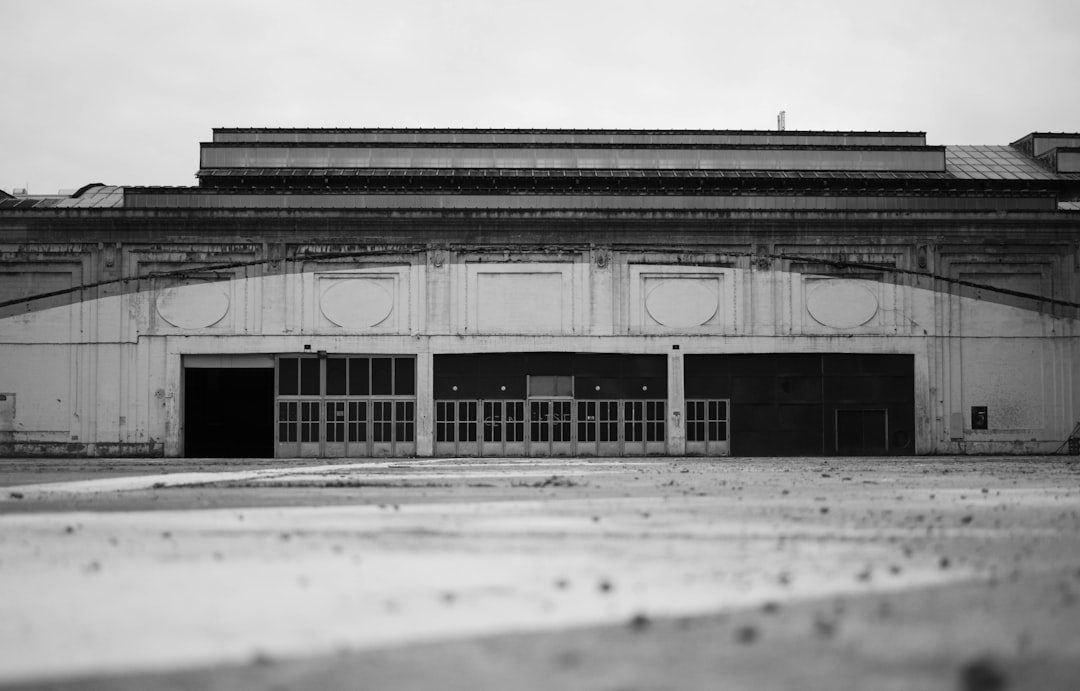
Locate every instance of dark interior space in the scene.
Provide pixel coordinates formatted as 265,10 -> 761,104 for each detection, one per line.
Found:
185,368 -> 275,458
686,353 -> 914,456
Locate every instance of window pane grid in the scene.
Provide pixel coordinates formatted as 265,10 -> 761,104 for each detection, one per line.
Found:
348,401 -> 368,442
436,400 -> 456,442
506,401 -> 524,442
577,401 -> 596,442
326,401 -> 345,442
396,401 -> 415,442
278,401 -> 298,443
687,399 -> 729,442
645,401 -> 665,442
624,401 -> 643,442
300,401 -> 320,442
276,356 -> 417,453
371,401 -> 392,442
484,401 -> 502,442
530,401 -> 550,442
553,401 -> 571,442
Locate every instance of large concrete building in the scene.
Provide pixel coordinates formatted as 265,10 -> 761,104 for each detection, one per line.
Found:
2,127 -> 1079,458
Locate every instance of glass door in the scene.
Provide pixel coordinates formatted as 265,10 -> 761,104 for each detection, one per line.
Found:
686,399 -> 730,456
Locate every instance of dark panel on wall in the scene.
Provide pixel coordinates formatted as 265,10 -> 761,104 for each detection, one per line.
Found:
395,358 -> 416,396
434,353 -> 666,400
686,353 -> 914,456
685,374 -> 732,399
325,358 -> 347,396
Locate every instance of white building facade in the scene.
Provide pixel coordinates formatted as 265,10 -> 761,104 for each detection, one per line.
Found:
1,128 -> 1078,457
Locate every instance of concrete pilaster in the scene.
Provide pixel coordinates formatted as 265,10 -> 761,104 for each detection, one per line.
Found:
667,349 -> 686,455
415,352 -> 434,456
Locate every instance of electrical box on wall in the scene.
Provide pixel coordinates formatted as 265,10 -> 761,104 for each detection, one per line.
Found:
971,406 -> 988,430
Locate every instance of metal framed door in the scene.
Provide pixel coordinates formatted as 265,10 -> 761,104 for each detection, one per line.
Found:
623,400 -> 667,455
481,400 -> 526,456
276,400 -> 300,457
576,400 -> 620,456
277,355 -> 416,458
370,400 -> 416,457
686,399 -> 730,456
434,400 -> 479,456
528,399 -> 573,456
297,400 -> 321,457
324,400 -> 347,457
346,400 -> 369,456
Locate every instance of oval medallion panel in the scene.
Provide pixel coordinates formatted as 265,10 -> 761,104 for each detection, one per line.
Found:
320,279 -> 394,328
806,279 -> 878,328
156,282 -> 230,329
645,279 -> 718,328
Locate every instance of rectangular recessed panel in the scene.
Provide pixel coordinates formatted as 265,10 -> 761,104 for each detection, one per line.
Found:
475,272 -> 563,334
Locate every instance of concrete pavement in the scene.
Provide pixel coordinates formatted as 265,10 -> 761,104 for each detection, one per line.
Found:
1,456 -> 1078,689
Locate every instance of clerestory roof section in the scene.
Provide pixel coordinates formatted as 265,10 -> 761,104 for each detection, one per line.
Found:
212,127 -> 929,147
202,128 -> 948,176
1010,132 -> 1080,158
199,143 -> 948,173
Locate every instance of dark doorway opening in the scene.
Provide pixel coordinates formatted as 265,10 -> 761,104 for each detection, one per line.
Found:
685,353 -> 914,456
185,368 -> 274,458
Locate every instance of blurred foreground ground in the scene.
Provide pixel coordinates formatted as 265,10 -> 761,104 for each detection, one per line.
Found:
1,456 -> 1079,691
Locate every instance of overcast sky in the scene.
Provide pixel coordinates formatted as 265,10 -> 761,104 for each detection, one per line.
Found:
2,0 -> 1078,194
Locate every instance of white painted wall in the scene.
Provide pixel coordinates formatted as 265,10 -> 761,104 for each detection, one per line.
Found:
1,245 -> 1076,456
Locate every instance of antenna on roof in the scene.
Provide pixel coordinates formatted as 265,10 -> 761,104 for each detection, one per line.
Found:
777,110 -> 786,131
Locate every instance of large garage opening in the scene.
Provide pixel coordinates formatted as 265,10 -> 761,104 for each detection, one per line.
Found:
686,353 -> 915,456
184,358 -> 275,458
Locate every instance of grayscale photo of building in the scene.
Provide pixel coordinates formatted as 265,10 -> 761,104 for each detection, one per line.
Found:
2,127 -> 1079,458
3,2 -> 1080,690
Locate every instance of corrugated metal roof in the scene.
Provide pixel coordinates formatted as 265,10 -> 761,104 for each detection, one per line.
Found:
946,146 -> 1057,180
0,185 -> 124,209
119,191 -> 1057,211
192,150 -> 1079,183
0,198 -> 57,210
55,185 -> 124,208
195,167 -> 955,181
199,144 -> 948,173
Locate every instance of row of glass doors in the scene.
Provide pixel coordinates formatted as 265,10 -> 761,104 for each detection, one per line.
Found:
276,355 -> 416,457
277,398 -> 416,457
434,399 -> 669,456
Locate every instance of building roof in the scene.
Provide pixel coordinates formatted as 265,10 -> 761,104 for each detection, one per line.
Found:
945,146 -> 1066,180
4,129 -> 1079,211
0,185 -> 124,210
212,127 -> 930,147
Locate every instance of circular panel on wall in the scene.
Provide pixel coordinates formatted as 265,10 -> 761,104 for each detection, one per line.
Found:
645,279 -> 718,328
156,282 -> 230,329
321,279 -> 394,328
806,279 -> 878,328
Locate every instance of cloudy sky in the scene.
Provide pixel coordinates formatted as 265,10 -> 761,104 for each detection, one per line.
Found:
2,0 -> 1078,194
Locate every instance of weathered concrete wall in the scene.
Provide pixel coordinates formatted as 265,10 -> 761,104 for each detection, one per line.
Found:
1,216 -> 1077,457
